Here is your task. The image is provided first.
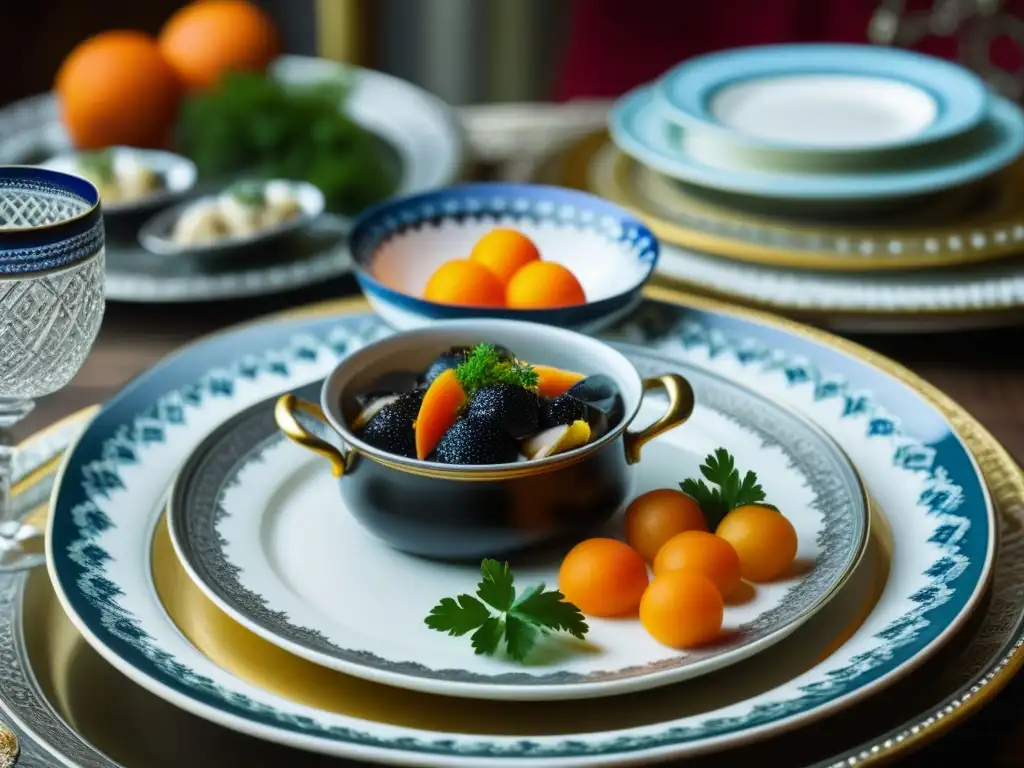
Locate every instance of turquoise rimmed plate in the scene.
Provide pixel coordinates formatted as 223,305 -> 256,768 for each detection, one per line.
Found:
609,85 -> 1024,200
654,44 -> 988,155
46,295 -> 994,764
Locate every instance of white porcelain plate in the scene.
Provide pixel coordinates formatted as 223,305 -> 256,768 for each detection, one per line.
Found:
609,86 -> 1024,200
46,298 -> 995,764
167,362 -> 868,701
709,74 -> 936,149
655,44 -> 988,153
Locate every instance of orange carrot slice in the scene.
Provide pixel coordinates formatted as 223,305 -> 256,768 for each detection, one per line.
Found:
414,369 -> 467,459
533,364 -> 586,399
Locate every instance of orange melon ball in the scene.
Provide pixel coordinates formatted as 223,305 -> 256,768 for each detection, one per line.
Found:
56,31 -> 182,149
715,505 -> 798,583
625,489 -> 708,563
506,261 -> 586,309
558,538 -> 649,617
652,530 -> 742,598
423,260 -> 506,308
640,571 -> 724,649
159,0 -> 281,90
469,228 -> 541,285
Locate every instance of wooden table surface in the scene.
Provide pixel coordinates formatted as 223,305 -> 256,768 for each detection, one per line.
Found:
13,276 -> 1024,767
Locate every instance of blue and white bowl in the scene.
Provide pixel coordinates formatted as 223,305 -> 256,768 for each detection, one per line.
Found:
348,183 -> 660,332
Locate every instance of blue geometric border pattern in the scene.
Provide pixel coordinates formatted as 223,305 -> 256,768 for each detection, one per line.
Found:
0,168 -> 104,275
49,303 -> 988,760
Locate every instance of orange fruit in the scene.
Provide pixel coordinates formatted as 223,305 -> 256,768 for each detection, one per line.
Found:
469,228 -> 541,285
558,538 -> 649,617
423,260 -> 505,308
625,489 -> 708,563
652,530 -> 742,598
715,505 -> 798,583
159,0 -> 281,90
640,571 -> 724,648
506,261 -> 586,309
56,31 -> 182,149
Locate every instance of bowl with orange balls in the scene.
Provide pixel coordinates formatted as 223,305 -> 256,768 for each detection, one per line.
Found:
348,183 -> 659,332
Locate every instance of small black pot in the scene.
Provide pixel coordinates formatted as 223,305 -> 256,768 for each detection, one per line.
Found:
275,319 -> 694,560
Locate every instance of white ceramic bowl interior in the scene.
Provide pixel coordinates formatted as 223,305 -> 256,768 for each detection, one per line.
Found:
369,216 -> 653,303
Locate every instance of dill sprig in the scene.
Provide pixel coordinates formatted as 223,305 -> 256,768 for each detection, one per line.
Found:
78,149 -> 115,183
454,343 -> 538,395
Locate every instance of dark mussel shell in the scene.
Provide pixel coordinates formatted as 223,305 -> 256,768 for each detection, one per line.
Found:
566,374 -> 625,439
538,393 -> 588,429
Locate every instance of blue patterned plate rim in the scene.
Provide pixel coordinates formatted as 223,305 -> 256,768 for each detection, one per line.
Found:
609,86 -> 1024,200
654,44 -> 989,153
164,357 -> 870,699
44,299 -> 994,763
349,182 -> 660,324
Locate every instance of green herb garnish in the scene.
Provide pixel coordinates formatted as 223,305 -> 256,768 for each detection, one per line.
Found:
681,447 -> 767,529
228,181 -> 266,207
176,70 -> 398,213
425,559 -> 589,662
454,343 -> 539,396
77,149 -> 115,183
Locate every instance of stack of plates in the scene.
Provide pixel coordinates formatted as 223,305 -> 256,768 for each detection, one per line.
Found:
542,44 -> 1024,332
1,289 -> 1022,767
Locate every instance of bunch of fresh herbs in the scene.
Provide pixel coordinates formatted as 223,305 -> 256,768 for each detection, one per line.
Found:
176,71 -> 398,213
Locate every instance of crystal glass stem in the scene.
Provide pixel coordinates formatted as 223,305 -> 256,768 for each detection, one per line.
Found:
0,398 -> 35,554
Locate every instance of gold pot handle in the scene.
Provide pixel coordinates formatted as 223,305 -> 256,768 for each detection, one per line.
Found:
274,394 -> 348,478
623,374 -> 695,465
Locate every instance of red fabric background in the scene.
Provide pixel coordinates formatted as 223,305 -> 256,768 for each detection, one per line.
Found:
555,0 -> 1024,100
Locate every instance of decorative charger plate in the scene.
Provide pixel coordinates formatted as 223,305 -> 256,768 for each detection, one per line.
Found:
2,290 -> 1022,767
167,364 -> 868,701
45,293 -> 993,763
565,133 -> 1024,272
609,85 -> 1024,200
0,57 -> 464,303
655,44 -> 989,154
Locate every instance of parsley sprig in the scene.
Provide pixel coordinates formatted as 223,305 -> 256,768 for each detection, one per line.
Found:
454,344 -> 539,396
681,448 -> 767,529
425,559 -> 589,662
78,149 -> 115,183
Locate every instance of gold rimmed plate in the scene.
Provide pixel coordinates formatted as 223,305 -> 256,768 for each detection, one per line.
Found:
42,291 -> 994,763
550,131 -> 1024,272
166,359 -> 869,701
1,286 -> 1022,765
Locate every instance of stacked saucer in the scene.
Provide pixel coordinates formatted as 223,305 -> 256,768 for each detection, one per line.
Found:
562,44 -> 1024,331
611,44 -> 1021,204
